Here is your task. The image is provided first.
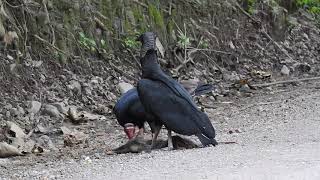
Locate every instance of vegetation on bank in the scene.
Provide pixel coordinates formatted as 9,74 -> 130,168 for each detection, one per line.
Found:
0,0 -> 318,68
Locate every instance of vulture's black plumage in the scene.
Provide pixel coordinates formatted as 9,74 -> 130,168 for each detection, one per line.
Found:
136,32 -> 218,148
113,83 -> 215,139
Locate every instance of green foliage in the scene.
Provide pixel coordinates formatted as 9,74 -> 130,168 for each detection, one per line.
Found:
123,36 -> 140,49
78,32 -> 97,52
148,3 -> 165,29
296,0 -> 320,26
296,0 -> 320,15
247,0 -> 257,14
177,28 -> 191,49
100,39 -> 107,49
133,7 -> 148,33
199,39 -> 209,49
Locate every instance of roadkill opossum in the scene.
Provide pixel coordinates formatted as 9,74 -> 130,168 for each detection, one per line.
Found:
106,135 -> 198,155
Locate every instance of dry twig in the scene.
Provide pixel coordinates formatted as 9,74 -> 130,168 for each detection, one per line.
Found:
127,49 -> 141,69
252,76 -> 320,88
34,35 -> 68,56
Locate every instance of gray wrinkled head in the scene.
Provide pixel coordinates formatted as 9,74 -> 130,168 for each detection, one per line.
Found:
136,32 -> 157,57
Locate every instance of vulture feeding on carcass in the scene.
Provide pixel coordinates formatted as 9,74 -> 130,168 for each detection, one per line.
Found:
113,81 -> 215,140
136,32 -> 218,149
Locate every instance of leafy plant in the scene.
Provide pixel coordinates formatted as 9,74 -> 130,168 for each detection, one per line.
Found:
247,0 -> 257,14
296,0 -> 320,15
78,32 -> 97,52
199,39 -> 209,49
148,3 -> 165,29
123,36 -> 140,49
100,39 -> 107,49
296,0 -> 320,26
177,24 -> 191,49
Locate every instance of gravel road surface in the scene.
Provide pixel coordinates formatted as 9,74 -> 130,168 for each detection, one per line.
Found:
1,85 -> 320,180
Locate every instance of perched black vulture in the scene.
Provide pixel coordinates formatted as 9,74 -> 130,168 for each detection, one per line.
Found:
136,32 -> 218,149
113,82 -> 215,140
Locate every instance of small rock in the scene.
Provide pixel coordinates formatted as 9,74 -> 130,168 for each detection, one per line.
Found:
228,128 -> 242,134
293,63 -> 311,73
40,74 -> 46,83
302,33 -> 309,40
7,55 -> 14,60
4,104 -> 12,110
10,108 -> 19,117
35,124 -> 48,134
90,79 -> 99,85
118,82 -> 134,94
83,86 -> 92,96
51,102 -> 68,114
229,41 -> 236,49
61,126 -> 88,147
28,101 -> 42,114
9,64 -> 17,73
5,111 -> 10,118
67,80 -> 82,95
281,65 -> 290,76
239,84 -> 251,93
222,71 -> 240,82
37,135 -> 58,151
17,106 -> 25,116
83,156 -> 92,164
42,104 -> 61,118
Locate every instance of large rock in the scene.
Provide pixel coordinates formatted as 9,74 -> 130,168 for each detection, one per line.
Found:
6,121 -> 26,138
118,82 -> 134,94
27,101 -> 42,114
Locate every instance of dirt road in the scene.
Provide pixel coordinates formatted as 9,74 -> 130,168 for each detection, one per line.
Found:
1,84 -> 320,180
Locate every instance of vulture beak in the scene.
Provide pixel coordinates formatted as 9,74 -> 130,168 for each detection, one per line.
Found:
124,123 -> 135,140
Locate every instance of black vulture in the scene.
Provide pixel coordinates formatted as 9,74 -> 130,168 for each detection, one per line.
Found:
113,82 -> 215,140
136,32 -> 218,149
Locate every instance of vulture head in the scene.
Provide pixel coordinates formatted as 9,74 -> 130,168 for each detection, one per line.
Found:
136,32 -> 158,57
124,123 -> 135,140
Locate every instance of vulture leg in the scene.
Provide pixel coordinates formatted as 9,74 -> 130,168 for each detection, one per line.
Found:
134,126 -> 140,136
151,125 -> 161,149
167,130 -> 173,150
